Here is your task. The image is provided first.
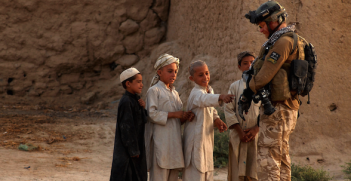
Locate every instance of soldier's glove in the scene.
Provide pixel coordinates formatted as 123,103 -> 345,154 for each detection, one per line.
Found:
238,88 -> 254,121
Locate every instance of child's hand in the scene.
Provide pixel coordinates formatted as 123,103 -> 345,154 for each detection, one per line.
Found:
239,131 -> 249,142
131,155 -> 139,158
219,94 -> 235,103
244,125 -> 259,142
214,118 -> 228,133
187,111 -> 195,122
138,99 -> 145,108
180,111 -> 195,124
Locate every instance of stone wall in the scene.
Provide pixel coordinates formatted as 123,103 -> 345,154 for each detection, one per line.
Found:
0,0 -> 169,105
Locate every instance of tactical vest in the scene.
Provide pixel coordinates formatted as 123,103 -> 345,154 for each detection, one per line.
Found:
253,32 -> 308,102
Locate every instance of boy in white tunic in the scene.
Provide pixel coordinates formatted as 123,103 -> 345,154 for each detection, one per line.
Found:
183,60 -> 234,181
224,51 -> 260,181
145,54 -> 194,181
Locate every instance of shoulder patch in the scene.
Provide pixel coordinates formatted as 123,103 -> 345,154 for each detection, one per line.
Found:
267,58 -> 277,64
267,51 -> 280,64
270,51 -> 280,61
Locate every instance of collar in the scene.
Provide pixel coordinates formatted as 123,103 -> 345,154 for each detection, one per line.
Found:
194,84 -> 213,93
157,81 -> 175,91
124,90 -> 139,100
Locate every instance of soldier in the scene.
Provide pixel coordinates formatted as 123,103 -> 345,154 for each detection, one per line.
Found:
238,1 -> 309,180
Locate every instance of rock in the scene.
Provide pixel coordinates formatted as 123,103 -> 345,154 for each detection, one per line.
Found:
152,0 -> 170,21
125,0 -> 153,21
60,73 -> 80,84
41,88 -> 59,97
140,10 -> 160,31
34,82 -> 47,89
81,92 -> 97,104
0,78 -> 7,86
85,81 -> 94,89
119,19 -> 139,36
70,22 -> 86,38
114,6 -> 127,23
70,82 -> 85,90
12,80 -> 32,92
18,62 -> 38,72
17,0 -> 39,12
144,26 -> 166,46
60,85 -> 73,94
99,66 -> 113,80
116,55 -> 139,67
115,45 -> 125,54
47,80 -> 60,87
29,82 -> 47,96
96,101 -> 108,110
45,55 -> 73,69
95,41 -> 125,65
123,33 -> 144,54
132,58 -> 147,72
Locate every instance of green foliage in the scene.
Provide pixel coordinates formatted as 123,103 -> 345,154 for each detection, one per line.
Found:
216,107 -> 226,124
291,163 -> 333,181
213,129 -> 229,168
341,160 -> 351,179
213,107 -> 229,168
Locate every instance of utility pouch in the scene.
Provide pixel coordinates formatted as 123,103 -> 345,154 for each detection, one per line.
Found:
289,59 -> 308,94
271,69 -> 291,101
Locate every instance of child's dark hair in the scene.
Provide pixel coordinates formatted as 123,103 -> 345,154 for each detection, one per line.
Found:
237,51 -> 256,66
122,73 -> 141,89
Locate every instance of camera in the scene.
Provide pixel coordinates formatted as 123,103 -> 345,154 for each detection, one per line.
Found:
252,88 -> 276,115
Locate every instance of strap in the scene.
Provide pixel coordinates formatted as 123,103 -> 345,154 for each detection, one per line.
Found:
290,33 -> 298,55
297,35 -> 305,60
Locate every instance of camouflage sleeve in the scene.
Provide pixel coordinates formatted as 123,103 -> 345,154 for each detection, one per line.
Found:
249,36 -> 294,93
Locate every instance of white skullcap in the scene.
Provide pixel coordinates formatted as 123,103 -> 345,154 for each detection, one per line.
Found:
120,67 -> 140,83
150,54 -> 179,87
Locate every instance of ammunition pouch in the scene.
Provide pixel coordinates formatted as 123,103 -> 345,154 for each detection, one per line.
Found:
289,59 -> 308,95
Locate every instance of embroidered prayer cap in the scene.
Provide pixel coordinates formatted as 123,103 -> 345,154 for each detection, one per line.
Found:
237,51 -> 256,65
150,54 -> 180,87
120,67 -> 140,83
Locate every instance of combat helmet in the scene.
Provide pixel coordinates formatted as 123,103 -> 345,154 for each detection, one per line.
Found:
245,1 -> 288,37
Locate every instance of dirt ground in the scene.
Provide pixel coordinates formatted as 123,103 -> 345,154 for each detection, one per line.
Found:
0,104 -> 228,181
0,104 -> 347,181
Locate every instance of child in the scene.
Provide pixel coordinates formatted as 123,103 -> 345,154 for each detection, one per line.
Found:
182,60 -> 234,181
145,54 -> 194,181
224,51 -> 260,181
110,67 -> 147,181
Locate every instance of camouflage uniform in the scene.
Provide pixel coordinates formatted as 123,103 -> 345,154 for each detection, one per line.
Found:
257,103 -> 297,181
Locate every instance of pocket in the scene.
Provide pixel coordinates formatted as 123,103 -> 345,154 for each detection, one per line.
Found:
258,110 -> 283,147
289,59 -> 308,94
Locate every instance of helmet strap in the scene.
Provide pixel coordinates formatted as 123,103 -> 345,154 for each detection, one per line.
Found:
266,20 -> 284,38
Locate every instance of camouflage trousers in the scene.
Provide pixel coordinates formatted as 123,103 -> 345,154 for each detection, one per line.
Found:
257,103 -> 298,181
